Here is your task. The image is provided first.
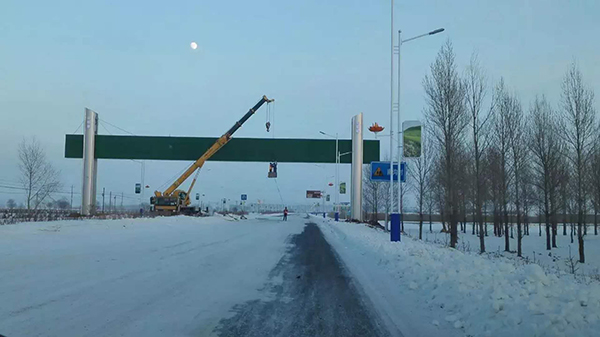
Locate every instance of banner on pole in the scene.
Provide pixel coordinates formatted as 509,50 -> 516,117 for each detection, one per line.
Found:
402,120 -> 422,158
339,182 -> 346,194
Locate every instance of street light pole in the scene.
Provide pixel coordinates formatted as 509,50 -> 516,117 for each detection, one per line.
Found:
397,29 -> 403,230
396,27 -> 445,229
335,133 -> 339,218
388,0 -> 395,232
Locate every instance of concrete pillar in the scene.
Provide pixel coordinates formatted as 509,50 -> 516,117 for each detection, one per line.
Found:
82,108 -> 98,215
351,113 -> 363,221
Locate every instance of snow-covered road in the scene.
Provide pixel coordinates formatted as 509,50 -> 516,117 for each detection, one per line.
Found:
0,215 -> 308,336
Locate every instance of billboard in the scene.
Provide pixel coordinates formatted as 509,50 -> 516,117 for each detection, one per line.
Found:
306,190 -> 322,199
402,121 -> 422,158
339,182 -> 346,194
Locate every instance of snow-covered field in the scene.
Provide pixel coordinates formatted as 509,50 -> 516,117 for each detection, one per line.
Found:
0,214 -> 304,337
317,216 -> 600,337
401,221 -> 600,278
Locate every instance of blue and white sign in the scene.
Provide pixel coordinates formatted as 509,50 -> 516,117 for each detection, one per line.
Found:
370,161 -> 406,182
241,194 -> 247,201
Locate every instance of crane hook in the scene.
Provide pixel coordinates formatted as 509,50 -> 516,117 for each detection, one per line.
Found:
266,121 -> 271,132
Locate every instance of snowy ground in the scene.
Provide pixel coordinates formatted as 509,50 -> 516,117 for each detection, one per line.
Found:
401,221 -> 600,279
318,216 -> 600,337
5,213 -> 599,337
0,214 -> 305,336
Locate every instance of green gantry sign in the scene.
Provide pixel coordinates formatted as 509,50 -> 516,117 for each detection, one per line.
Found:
64,135 -> 380,164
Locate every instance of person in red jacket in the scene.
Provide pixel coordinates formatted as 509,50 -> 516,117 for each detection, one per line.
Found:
283,207 -> 288,221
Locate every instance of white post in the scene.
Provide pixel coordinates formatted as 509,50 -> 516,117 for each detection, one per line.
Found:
82,108 -> 98,216
388,0 -> 395,230
335,133 -> 339,214
351,113 -> 364,221
397,30 -> 403,222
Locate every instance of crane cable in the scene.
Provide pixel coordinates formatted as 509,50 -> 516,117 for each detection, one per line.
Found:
266,101 -> 284,205
273,178 -> 285,205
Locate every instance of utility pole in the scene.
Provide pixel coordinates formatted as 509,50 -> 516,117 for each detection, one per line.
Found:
109,191 -> 112,213
102,188 -> 105,213
70,185 -> 73,210
114,195 -> 117,213
121,192 -> 123,210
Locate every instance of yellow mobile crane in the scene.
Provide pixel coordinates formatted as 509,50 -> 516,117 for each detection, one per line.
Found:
150,95 -> 274,215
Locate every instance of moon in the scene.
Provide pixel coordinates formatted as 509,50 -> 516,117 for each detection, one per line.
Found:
190,42 -> 198,50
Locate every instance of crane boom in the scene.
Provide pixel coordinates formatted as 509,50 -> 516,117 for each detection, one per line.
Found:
156,95 -> 273,199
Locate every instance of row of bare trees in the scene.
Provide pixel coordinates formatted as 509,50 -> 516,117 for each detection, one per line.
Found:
411,40 -> 597,263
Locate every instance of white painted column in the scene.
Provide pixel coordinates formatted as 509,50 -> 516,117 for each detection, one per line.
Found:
82,108 -> 98,215
351,113 -> 363,221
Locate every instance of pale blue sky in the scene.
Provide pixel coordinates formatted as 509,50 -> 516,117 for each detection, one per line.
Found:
1,0 -> 598,208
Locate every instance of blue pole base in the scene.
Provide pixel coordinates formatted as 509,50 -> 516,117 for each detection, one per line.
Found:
391,213 -> 401,242
323,212 -> 326,218
334,212 -> 339,222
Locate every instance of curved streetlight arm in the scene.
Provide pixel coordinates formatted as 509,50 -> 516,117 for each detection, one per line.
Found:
401,28 -> 444,44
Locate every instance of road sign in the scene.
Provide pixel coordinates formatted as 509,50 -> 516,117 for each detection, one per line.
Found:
135,183 -> 141,194
370,161 -> 406,182
306,190 -> 322,199
241,194 -> 247,201
65,135 -> 381,163
196,193 -> 200,200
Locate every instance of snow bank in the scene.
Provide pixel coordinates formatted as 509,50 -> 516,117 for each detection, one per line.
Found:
316,217 -> 600,337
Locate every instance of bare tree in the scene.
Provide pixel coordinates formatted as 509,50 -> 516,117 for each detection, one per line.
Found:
491,80 -> 513,252
561,63 -> 596,263
6,199 -> 17,209
409,131 -> 433,240
486,146 -> 503,237
425,179 -> 436,233
423,40 -> 469,248
464,53 -> 493,253
363,165 -> 380,221
431,160 -> 448,232
590,141 -> 600,236
529,96 -> 563,250
399,177 -> 409,232
521,169 -> 535,236
18,137 -> 61,211
559,164 -> 570,241
506,92 -> 527,257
